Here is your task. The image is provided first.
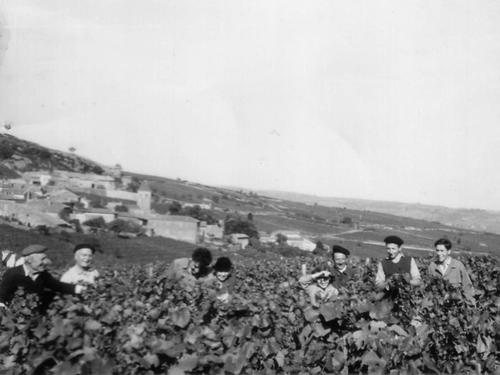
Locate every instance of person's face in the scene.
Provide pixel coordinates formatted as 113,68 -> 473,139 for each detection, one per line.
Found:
316,276 -> 330,290
215,271 -> 230,282
75,248 -> 94,269
189,260 -> 201,275
26,253 -> 51,273
386,243 -> 402,260
435,244 -> 451,263
333,253 -> 347,269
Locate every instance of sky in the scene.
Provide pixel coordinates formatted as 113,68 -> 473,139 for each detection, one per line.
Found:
1,1 -> 500,210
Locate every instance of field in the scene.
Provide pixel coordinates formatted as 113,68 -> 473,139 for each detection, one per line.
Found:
0,252 -> 498,374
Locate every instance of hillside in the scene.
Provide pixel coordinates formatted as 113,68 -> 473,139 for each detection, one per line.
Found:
0,133 -> 106,176
1,133 -> 500,257
259,190 -> 500,235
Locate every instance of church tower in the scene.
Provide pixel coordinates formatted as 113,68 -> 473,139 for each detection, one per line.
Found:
137,181 -> 151,214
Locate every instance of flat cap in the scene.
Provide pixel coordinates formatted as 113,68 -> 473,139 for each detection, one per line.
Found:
332,245 -> 350,256
22,244 -> 48,256
73,243 -> 96,254
384,235 -> 404,246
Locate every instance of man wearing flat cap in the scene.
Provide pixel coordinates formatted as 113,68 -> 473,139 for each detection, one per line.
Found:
331,245 -> 356,288
0,244 -> 85,312
60,244 -> 99,285
375,235 -> 421,289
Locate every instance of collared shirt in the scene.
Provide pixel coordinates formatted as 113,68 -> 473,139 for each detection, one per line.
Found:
436,257 -> 451,276
60,265 -> 99,285
336,265 -> 347,273
22,264 -> 41,281
375,254 -> 422,288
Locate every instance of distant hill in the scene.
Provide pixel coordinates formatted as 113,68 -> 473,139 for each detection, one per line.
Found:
0,134 -> 106,175
258,190 -> 500,235
2,133 -> 500,254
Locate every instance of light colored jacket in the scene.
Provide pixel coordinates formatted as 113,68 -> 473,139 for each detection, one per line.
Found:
428,258 -> 474,296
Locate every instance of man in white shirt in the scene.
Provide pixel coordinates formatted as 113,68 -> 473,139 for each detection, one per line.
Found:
61,244 -> 99,285
375,235 -> 421,289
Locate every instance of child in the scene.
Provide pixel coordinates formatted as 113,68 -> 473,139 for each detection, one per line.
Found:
299,265 -> 339,307
212,257 -> 235,303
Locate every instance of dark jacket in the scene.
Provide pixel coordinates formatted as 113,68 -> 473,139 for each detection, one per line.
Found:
331,266 -> 357,288
0,265 -> 76,311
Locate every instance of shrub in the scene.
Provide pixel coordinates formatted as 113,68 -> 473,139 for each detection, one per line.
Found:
82,216 -> 106,228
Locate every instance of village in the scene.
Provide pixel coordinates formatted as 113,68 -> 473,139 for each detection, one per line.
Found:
0,166 -> 322,253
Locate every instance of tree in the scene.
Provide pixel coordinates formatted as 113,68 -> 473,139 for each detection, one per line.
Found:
276,233 -> 288,246
82,217 -> 106,228
224,218 -> 259,239
114,204 -> 129,213
126,177 -> 141,193
0,142 -> 14,159
169,201 -> 182,215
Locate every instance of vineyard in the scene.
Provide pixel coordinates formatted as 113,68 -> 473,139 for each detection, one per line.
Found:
0,255 -> 499,375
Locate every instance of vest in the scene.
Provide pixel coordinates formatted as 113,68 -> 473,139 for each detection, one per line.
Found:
381,256 -> 411,277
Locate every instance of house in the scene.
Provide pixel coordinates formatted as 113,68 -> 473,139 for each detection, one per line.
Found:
229,233 -> 249,250
48,189 -> 80,204
270,230 -> 317,252
182,202 -> 212,210
22,171 -> 52,187
72,208 -> 116,224
199,221 -> 224,241
146,215 -> 199,244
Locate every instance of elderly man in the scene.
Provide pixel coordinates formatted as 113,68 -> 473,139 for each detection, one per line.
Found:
428,238 -> 474,297
165,247 -> 215,288
0,244 -> 85,312
60,244 -> 99,285
375,235 -> 421,289
330,245 -> 356,288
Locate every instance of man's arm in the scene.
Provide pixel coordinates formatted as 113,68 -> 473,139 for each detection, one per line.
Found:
409,258 -> 422,286
299,271 -> 330,289
43,273 -> 76,294
374,262 -> 386,289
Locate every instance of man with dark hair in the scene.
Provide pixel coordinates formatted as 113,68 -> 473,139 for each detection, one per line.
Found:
375,235 -> 421,289
428,238 -> 473,296
330,245 -> 356,288
0,244 -> 85,312
166,247 -> 214,288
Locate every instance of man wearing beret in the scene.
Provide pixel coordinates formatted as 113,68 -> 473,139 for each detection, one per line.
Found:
60,244 -> 99,285
331,245 -> 356,288
0,244 -> 85,312
375,235 -> 422,289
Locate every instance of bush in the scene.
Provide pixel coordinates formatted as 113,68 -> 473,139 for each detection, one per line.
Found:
224,217 -> 259,239
114,204 -> 129,213
82,216 -> 106,228
107,219 -> 144,234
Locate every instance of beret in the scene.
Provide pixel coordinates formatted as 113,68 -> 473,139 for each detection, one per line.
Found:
73,243 -> 96,254
22,244 -> 48,256
213,257 -> 232,272
332,245 -> 350,256
384,235 -> 404,246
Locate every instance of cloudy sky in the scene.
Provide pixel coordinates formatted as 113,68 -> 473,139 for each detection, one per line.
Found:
1,1 -> 500,210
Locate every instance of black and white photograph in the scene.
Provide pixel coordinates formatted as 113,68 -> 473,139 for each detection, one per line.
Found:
0,1 -> 499,374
